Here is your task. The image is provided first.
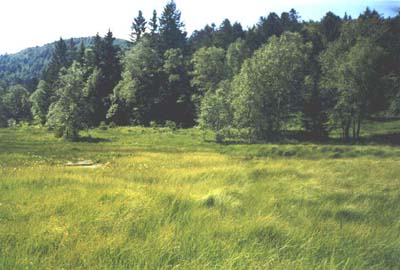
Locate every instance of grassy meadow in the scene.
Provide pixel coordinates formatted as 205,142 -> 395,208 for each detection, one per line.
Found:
0,120 -> 400,269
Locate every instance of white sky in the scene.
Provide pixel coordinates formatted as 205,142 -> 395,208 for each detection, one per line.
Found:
0,0 -> 398,54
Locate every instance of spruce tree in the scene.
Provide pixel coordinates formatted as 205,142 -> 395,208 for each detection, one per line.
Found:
78,42 -> 86,65
131,10 -> 147,42
92,33 -> 103,69
43,38 -> 68,86
159,1 -> 187,51
149,10 -> 158,34
67,38 -> 77,65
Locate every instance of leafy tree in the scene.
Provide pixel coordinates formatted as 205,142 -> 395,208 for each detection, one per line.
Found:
199,80 -> 233,133
159,1 -> 187,51
108,37 -> 163,125
2,84 -> 31,124
321,39 -> 384,141
131,10 -> 147,42
191,47 -> 226,96
232,32 -> 311,140
0,85 -> 7,127
226,38 -> 250,78
301,24 -> 329,139
390,84 -> 400,115
30,80 -> 51,125
82,68 -> 102,127
79,31 -> 122,125
46,62 -> 89,140
0,100 -> 6,128
162,48 -> 194,125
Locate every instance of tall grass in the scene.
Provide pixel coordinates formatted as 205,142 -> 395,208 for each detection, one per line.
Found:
0,121 -> 399,269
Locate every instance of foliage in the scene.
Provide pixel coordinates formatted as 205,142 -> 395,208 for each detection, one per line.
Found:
0,4 -> 399,143
131,10 -> 147,42
198,80 -> 233,134
232,32 -> 311,140
162,48 -> 194,125
159,0 -> 187,51
226,38 -> 250,78
46,62 -> 89,140
191,47 -> 226,96
321,29 -> 385,141
0,37 -> 128,91
320,11 -> 342,43
108,37 -> 163,125
30,80 -> 51,125
165,120 -> 177,130
1,84 -> 31,124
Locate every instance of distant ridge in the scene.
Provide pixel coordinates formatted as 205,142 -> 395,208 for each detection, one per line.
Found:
0,37 -> 130,91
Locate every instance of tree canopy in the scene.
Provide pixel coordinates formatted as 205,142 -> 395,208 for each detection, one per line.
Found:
1,4 -> 399,142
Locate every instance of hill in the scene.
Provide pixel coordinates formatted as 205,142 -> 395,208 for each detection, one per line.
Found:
0,37 -> 130,91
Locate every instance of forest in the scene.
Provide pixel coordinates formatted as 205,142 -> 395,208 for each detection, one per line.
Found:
0,1 -> 399,142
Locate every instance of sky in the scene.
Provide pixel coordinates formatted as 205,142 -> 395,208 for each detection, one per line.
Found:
0,0 -> 399,55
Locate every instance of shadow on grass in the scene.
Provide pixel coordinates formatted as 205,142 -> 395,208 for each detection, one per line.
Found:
369,116 -> 400,122
76,136 -> 111,143
216,130 -> 400,147
363,133 -> 400,146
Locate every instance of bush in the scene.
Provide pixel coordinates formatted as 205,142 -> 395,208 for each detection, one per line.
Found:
53,127 -> 64,138
165,120 -> 177,131
99,121 -> 108,130
215,131 -> 225,143
150,121 -> 158,129
109,121 -> 117,128
17,121 -> 31,130
215,127 -> 250,143
7,119 -> 16,128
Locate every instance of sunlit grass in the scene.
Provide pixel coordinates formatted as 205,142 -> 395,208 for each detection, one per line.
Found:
0,121 -> 399,269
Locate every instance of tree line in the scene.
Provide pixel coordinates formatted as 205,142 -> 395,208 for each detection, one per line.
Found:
0,1 -> 399,142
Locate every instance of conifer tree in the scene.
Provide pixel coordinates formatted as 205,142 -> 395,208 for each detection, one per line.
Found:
67,38 -> 77,65
43,38 -> 68,86
159,1 -> 187,51
78,42 -> 86,65
131,10 -> 147,42
149,10 -> 158,34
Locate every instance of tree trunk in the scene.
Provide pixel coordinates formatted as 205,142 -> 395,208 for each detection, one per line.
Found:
356,116 -> 361,140
344,120 -> 351,142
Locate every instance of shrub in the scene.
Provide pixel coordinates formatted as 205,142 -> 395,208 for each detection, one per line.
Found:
99,121 -> 108,130
7,119 -> 16,128
150,121 -> 158,129
165,120 -> 177,131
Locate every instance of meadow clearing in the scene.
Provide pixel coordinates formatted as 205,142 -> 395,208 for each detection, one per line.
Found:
0,119 -> 400,270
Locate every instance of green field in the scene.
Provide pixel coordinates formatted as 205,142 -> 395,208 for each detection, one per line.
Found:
1,120 -> 400,270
